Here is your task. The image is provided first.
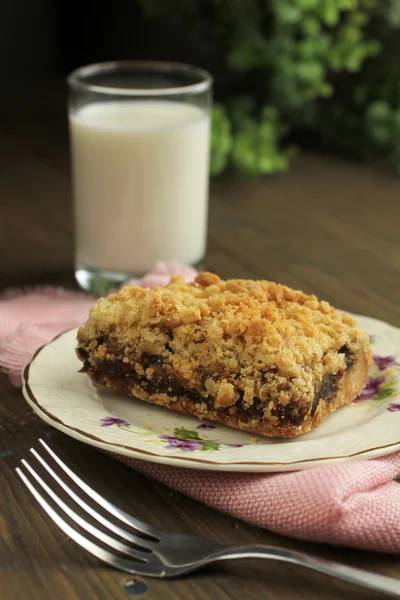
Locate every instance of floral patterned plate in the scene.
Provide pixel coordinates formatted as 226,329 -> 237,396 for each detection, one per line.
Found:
22,314 -> 400,472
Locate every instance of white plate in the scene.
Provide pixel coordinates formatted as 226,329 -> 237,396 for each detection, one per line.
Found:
22,314 -> 400,472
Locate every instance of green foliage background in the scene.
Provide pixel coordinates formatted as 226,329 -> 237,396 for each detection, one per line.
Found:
140,0 -> 400,176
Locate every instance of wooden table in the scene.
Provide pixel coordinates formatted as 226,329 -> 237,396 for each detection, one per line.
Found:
1,84 -> 400,600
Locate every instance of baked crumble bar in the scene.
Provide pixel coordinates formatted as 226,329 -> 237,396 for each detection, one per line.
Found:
76,272 -> 372,438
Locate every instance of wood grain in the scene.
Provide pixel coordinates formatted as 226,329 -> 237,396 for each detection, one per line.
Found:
0,81 -> 400,600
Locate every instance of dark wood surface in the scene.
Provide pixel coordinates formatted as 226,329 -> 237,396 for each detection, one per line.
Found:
1,83 -> 400,600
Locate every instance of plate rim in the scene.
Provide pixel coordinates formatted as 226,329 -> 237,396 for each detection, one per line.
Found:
22,321 -> 400,472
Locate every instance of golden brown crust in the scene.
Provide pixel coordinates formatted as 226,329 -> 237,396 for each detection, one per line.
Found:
76,272 -> 372,438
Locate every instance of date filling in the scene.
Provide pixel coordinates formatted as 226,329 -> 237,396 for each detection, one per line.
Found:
77,343 -> 354,428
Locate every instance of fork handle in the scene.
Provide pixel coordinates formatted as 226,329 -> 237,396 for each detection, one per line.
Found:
206,545 -> 400,598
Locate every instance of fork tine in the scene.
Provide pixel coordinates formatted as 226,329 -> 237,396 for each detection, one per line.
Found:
38,439 -> 160,539
20,459 -> 150,563
16,467 -> 165,578
30,448 -> 155,551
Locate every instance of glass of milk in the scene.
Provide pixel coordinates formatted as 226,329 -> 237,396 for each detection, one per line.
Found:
67,61 -> 212,293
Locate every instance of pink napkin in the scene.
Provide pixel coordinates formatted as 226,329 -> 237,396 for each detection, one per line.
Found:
1,262 -> 400,553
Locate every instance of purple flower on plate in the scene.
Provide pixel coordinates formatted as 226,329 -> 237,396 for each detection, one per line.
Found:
160,435 -> 203,451
369,334 -> 376,343
225,443 -> 244,448
196,424 -> 216,430
388,403 -> 400,412
354,376 -> 385,403
373,355 -> 400,371
100,416 -> 130,427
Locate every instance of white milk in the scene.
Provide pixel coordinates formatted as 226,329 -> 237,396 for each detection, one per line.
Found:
69,100 -> 210,273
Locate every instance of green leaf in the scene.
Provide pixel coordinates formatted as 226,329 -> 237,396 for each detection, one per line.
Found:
201,441 -> 220,452
300,16 -> 321,36
296,0 -> 319,10
210,105 -> 233,176
322,0 -> 340,26
273,2 -> 301,25
374,388 -> 396,401
173,428 -> 200,440
365,101 -> 393,145
296,61 -> 324,83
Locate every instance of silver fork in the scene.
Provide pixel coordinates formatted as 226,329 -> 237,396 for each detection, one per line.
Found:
16,440 -> 400,597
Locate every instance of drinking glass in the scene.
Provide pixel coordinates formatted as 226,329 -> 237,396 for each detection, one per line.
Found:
67,61 -> 212,293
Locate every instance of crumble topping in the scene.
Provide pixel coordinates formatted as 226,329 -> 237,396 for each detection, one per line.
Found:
77,272 -> 370,413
